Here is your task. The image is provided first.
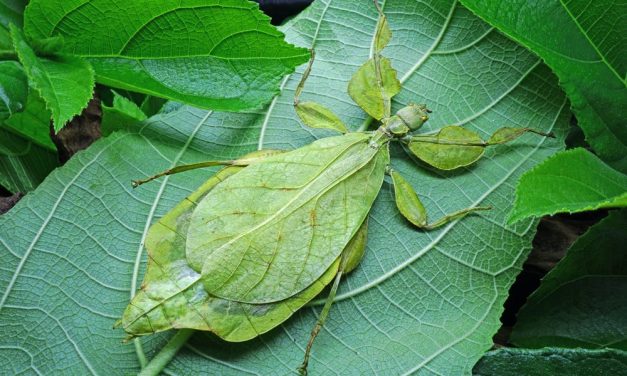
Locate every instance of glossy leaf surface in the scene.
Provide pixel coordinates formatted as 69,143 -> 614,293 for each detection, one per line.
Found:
511,209 -> 627,350
461,0 -> 627,173
0,1 -> 568,374
24,0 -> 310,112
10,24 -> 94,130
2,90 -> 55,150
509,148 -> 627,223
0,61 -> 27,121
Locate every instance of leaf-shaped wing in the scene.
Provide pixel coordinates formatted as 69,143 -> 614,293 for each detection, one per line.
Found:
121,163 -> 341,341
187,133 -> 389,304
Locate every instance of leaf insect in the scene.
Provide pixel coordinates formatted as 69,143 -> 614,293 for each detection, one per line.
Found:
117,2 -> 554,374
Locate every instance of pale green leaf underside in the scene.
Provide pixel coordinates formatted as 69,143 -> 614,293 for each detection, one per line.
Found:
10,24 -> 94,130
0,0 -> 569,374
122,164 -> 340,342
461,0 -> 627,173
190,133 -> 387,304
509,148 -> 627,223
24,0 -> 310,112
473,347 -> 627,375
511,209 -> 627,350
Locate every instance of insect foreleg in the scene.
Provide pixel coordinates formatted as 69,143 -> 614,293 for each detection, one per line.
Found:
294,49 -> 315,107
131,150 -> 282,188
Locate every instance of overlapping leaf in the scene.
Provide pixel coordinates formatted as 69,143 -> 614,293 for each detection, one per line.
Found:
509,148 -> 627,223
24,0 -> 310,112
0,128 -> 57,192
0,61 -> 27,121
511,209 -> 627,350
0,1 -> 568,374
10,24 -> 95,130
461,0 -> 627,173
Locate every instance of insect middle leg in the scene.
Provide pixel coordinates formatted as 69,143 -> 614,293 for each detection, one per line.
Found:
389,169 -> 491,230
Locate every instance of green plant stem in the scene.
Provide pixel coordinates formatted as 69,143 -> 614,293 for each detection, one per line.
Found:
138,329 -> 194,376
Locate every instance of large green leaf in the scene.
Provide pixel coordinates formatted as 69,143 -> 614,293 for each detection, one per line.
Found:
460,0 -> 627,173
0,0 -> 568,374
511,209 -> 627,350
10,24 -> 95,131
23,0 -> 310,113
509,148 -> 627,223
473,348 -> 627,375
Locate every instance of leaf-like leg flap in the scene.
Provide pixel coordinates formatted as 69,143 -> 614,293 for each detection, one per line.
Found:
348,57 -> 401,120
372,0 -> 392,54
131,149 -> 283,188
406,126 -> 486,170
390,170 -> 428,227
487,127 -> 555,145
391,170 -> 491,230
293,50 -> 348,133
342,218 -> 368,274
295,102 -> 348,133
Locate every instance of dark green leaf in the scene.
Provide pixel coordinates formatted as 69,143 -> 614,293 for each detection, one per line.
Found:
101,91 -> 147,136
473,347 -> 627,376
10,24 -> 95,131
0,128 -> 57,193
511,209 -> 627,350
0,0 -> 26,28
3,90 -> 55,151
0,60 -> 27,120
460,0 -> 627,172
24,0 -> 310,112
509,148 -> 627,223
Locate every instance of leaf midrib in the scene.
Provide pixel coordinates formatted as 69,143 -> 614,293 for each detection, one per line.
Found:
558,0 -> 624,84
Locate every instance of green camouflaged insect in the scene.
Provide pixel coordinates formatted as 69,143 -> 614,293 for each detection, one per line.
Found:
118,3 -> 553,374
